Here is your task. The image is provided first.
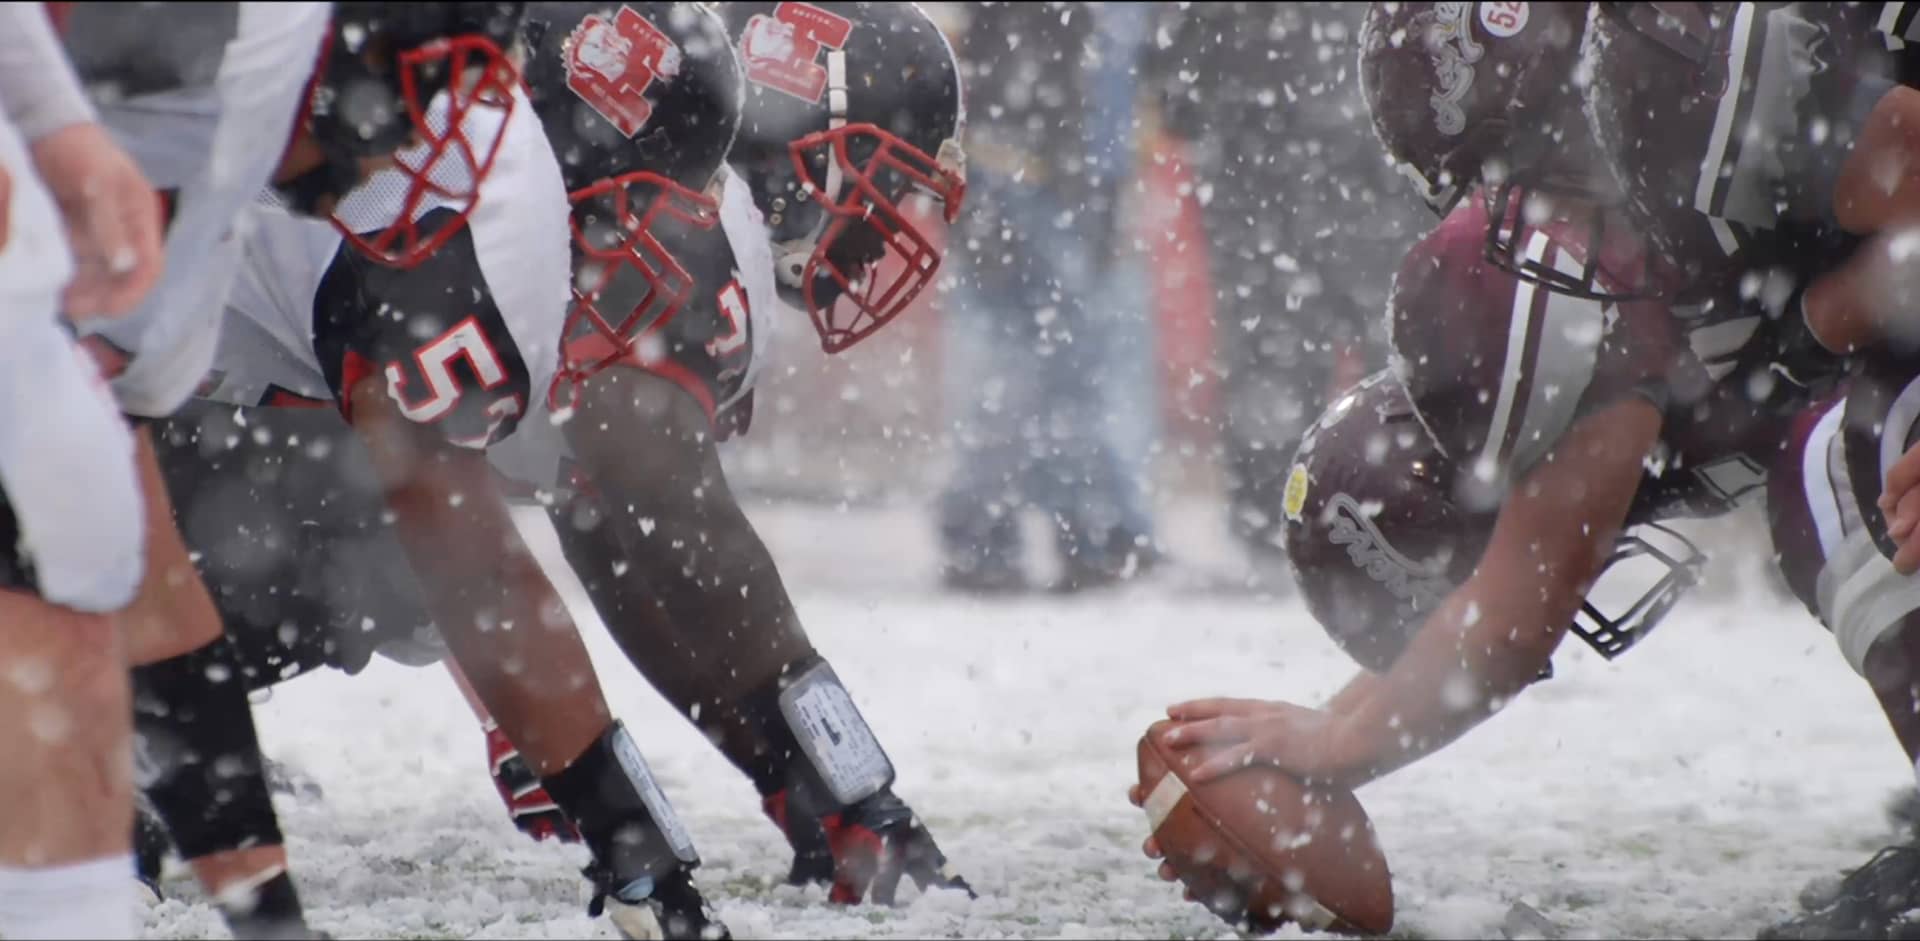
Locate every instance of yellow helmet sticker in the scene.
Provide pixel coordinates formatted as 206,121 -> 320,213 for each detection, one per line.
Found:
1282,463 -> 1310,522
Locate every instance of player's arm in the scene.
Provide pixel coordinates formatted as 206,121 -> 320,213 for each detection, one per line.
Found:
1804,68 -> 1920,355
0,5 -> 95,140
345,357 -> 609,776
316,214 -> 616,774
0,5 -> 161,317
1169,395 -> 1662,790
559,368 -> 808,686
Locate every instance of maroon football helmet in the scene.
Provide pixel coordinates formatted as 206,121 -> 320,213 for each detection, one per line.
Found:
1285,369 -> 1706,672
1358,2 -> 1642,299
1282,370 -> 1486,672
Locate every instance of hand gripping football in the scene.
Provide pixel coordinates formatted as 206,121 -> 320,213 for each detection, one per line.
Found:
1136,721 -> 1394,935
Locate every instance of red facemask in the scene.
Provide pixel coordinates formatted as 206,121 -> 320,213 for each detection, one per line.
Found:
549,172 -> 721,411
786,122 -> 966,353
330,35 -> 521,269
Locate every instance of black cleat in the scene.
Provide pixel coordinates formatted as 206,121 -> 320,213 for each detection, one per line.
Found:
1048,538 -> 1162,595
1763,844 -> 1920,940
585,864 -> 730,941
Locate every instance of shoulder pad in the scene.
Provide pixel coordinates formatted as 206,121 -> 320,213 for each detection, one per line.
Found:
1389,207 -> 1609,481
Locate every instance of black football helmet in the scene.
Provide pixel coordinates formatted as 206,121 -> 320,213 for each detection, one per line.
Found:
520,1 -> 743,408
276,2 -> 528,268
1284,368 -> 1704,673
722,1 -> 966,353
1358,2 -> 1646,300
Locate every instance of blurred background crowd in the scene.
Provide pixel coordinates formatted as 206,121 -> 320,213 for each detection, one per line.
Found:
722,1 -> 1772,600
727,1 -> 1433,597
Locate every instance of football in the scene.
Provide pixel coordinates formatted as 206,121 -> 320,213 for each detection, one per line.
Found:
1136,720 -> 1394,935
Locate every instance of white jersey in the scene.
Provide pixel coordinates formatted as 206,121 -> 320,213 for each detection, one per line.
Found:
719,167 -> 782,412
486,168 -> 785,494
204,80 -> 572,449
80,3 -> 329,418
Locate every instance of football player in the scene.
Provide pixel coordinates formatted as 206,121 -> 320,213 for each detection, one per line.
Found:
143,4 -> 745,938
8,4 -> 536,938
1578,4 -> 1920,929
1574,4 -> 1920,571
1138,0 -> 1742,783
1763,386 -> 1920,939
67,5 -> 592,939
1127,0 -> 1817,925
0,8 -> 164,939
535,0 -> 972,905
1143,1 -> 1920,933
149,0 -> 973,923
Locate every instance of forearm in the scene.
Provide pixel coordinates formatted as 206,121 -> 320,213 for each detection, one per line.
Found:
596,462 -> 813,689
395,453 -> 606,768
1326,582 -> 1565,787
354,393 -> 607,773
1324,398 -> 1662,788
565,375 -> 812,695
1803,229 -> 1920,354
0,7 -> 97,140
1320,667 -> 1387,715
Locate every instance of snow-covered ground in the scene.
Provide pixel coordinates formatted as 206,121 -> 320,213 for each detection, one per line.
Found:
139,500 -> 1918,940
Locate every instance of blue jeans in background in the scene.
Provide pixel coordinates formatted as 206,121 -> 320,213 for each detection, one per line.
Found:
937,174 -> 1160,589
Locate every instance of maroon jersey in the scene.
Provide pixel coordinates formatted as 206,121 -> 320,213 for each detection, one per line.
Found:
1578,2 -> 1901,405
1389,194 -> 1788,528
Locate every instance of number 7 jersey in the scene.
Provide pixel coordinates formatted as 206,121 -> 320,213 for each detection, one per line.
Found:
616,167 -> 778,440
485,167 -> 782,493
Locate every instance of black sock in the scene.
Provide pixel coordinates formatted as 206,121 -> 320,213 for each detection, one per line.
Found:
132,634 -> 285,860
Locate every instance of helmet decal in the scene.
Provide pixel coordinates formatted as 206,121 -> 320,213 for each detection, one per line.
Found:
564,5 -> 684,137
1478,1 -> 1530,39
739,1 -> 852,102
1419,2 -> 1486,135
1283,464 -> 1312,523
1324,493 -> 1453,613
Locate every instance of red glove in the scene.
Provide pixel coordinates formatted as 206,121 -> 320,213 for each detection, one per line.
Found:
484,719 -> 581,844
